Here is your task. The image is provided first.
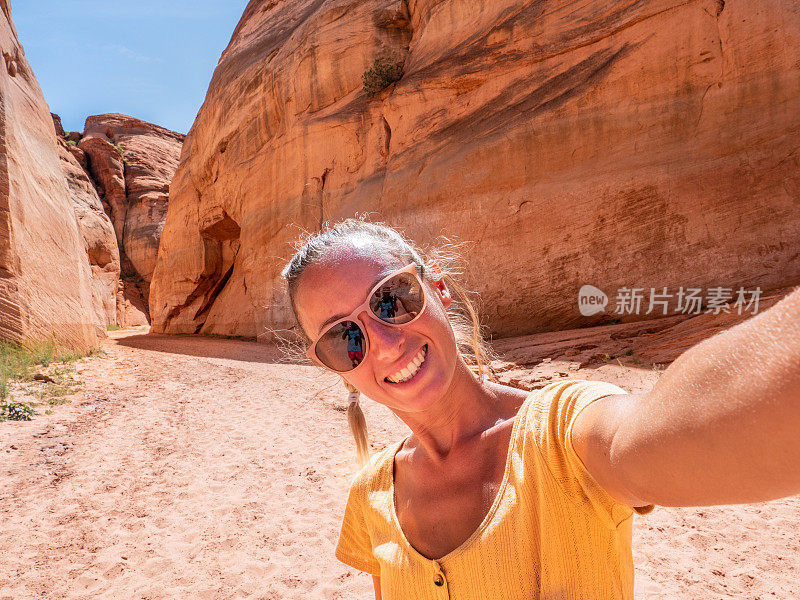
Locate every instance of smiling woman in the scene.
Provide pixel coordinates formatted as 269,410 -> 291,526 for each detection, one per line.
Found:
281,217 -> 800,600
10,0 -> 249,133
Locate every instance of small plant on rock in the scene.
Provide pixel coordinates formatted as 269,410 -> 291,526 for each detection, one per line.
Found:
362,56 -> 404,98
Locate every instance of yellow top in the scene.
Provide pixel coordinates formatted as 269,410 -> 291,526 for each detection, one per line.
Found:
335,379 -> 654,599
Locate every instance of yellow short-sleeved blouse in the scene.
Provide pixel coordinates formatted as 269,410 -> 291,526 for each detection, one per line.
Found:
335,379 -> 654,599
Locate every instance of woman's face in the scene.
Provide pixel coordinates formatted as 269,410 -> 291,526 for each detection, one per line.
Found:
294,246 -> 458,414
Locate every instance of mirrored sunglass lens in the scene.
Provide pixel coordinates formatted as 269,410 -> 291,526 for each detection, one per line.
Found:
315,320 -> 365,371
370,272 -> 424,324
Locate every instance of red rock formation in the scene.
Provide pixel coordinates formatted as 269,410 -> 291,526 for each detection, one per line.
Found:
115,281 -> 150,327
150,0 -> 800,339
51,112 -> 65,137
0,3 -> 99,348
55,135 -> 121,330
79,114 -> 184,322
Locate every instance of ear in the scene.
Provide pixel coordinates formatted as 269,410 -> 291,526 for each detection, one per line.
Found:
428,262 -> 452,308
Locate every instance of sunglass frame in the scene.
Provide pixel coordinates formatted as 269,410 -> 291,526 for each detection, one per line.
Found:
305,263 -> 427,373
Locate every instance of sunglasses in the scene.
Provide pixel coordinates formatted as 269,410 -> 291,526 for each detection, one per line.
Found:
306,263 -> 428,373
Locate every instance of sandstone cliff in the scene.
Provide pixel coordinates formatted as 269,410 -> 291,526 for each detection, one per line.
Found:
74,114 -> 184,324
81,115 -> 184,283
55,136 -> 121,330
150,0 -> 800,339
0,2 -> 100,348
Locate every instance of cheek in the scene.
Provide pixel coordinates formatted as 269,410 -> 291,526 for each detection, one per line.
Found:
425,299 -> 458,349
346,311 -> 456,389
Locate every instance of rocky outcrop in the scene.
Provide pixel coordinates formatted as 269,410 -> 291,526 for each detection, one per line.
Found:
55,135 -> 121,330
77,114 -> 184,322
150,0 -> 800,339
0,4 -> 100,348
81,114 -> 184,283
492,286 -> 795,390
115,281 -> 150,328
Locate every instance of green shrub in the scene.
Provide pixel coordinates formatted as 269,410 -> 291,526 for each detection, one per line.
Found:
0,402 -> 34,421
362,56 -> 404,98
0,340 -> 94,414
66,140 -> 78,146
106,324 -> 121,331
106,140 -> 126,162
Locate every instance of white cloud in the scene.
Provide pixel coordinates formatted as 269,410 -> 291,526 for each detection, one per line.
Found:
99,43 -> 165,64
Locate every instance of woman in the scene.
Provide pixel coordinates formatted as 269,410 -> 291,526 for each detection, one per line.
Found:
282,219 -> 800,599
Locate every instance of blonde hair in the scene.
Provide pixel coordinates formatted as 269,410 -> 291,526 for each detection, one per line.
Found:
282,217 -> 496,466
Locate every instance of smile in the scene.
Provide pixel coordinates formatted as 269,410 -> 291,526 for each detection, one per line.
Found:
386,345 -> 428,384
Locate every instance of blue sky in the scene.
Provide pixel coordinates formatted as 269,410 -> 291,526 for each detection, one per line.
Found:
13,1 -> 250,134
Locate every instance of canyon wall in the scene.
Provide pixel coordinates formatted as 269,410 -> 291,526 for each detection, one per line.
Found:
150,0 -> 800,339
55,136 -> 121,331
0,2 -> 100,348
81,114 -> 184,284
78,114 -> 185,324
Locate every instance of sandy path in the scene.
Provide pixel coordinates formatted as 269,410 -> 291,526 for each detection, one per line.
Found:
1,330 -> 798,599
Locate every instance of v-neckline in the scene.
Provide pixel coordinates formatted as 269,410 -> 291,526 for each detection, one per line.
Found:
387,392 -> 530,563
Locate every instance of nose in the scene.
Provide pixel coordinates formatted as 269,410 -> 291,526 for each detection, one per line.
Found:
359,310 -> 404,361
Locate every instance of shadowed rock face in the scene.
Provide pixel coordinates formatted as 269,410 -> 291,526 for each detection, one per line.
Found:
45,112 -> 183,329
0,3 -> 99,348
55,138 -> 121,331
150,0 -> 800,339
80,114 -> 185,285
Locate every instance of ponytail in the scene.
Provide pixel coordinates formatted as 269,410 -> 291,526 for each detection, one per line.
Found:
343,380 -> 370,467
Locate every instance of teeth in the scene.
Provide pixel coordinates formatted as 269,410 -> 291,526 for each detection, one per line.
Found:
387,346 -> 427,383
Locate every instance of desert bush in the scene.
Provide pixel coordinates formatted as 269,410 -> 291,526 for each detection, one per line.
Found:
362,56 -> 404,98
0,340 -> 95,410
0,402 -> 34,421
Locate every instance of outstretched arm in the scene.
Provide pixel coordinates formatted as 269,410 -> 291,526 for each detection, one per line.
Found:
573,286 -> 800,507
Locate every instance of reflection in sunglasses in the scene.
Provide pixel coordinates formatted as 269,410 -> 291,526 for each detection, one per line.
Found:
310,266 -> 426,372
340,323 -> 364,368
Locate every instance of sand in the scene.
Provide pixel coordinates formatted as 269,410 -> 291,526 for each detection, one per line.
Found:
1,329 -> 798,599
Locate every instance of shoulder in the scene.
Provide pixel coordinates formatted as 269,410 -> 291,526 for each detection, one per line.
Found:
519,379 -> 650,525
521,379 -> 628,431
347,438 -> 405,499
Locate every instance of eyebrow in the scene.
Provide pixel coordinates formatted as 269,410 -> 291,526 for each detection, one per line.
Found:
316,270 -> 395,335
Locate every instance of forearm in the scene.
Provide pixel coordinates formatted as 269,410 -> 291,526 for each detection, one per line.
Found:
614,286 -> 800,506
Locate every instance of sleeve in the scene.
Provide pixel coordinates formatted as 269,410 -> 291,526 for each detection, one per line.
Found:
528,379 -> 654,528
334,479 -> 382,576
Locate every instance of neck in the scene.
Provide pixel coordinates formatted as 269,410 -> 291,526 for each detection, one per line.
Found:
392,358 -> 517,462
